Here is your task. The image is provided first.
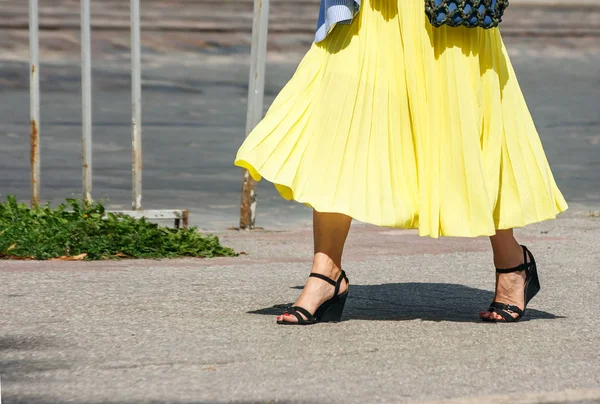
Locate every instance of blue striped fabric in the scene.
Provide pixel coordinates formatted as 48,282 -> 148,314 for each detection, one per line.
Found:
315,0 -> 361,43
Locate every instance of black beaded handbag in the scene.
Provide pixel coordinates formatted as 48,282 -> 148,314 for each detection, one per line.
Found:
425,0 -> 509,29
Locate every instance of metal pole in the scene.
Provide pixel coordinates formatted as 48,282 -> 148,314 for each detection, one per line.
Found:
81,0 -> 93,204
130,0 -> 143,210
29,0 -> 40,207
240,0 -> 270,229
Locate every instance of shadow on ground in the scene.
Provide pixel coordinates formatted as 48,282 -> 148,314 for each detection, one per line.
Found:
0,335 -> 72,385
248,282 -> 562,322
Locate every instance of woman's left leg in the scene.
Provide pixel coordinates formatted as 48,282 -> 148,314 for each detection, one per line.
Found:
480,229 -> 528,321
277,210 -> 351,324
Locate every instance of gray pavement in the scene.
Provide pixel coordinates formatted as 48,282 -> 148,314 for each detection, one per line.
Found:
1,215 -> 600,403
1,2 -> 600,403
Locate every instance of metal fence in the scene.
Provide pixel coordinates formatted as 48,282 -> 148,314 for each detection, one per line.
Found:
26,0 -> 272,230
26,0 -> 193,228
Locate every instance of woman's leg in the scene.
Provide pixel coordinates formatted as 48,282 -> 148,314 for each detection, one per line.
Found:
480,229 -> 527,320
277,210 -> 352,323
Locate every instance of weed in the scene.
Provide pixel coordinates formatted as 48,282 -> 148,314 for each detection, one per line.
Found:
0,196 -> 237,260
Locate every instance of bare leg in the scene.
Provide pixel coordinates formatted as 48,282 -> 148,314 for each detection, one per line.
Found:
277,210 -> 351,323
480,229 -> 527,321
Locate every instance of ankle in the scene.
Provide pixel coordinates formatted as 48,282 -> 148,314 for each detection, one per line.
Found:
311,254 -> 342,278
493,244 -> 524,269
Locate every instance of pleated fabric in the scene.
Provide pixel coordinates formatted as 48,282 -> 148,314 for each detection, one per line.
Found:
234,0 -> 568,238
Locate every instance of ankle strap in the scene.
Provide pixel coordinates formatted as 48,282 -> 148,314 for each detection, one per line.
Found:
309,270 -> 348,297
496,245 -> 532,274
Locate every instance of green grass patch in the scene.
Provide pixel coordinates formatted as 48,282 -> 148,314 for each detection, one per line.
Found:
0,195 -> 237,260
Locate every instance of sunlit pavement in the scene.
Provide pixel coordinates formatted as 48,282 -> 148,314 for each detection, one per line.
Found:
1,214 -> 600,402
1,2 -> 599,403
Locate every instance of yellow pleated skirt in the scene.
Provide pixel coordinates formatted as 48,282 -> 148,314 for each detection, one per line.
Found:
234,0 -> 568,238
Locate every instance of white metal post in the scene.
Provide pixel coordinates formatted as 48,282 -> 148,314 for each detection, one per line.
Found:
81,0 -> 93,203
239,0 -> 270,229
130,0 -> 143,210
29,0 -> 40,207
109,0 -> 188,227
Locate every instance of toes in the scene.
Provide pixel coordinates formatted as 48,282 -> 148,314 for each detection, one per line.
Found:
277,312 -> 299,324
480,310 -> 503,321
480,310 -> 510,321
480,310 -> 493,320
283,313 -> 298,323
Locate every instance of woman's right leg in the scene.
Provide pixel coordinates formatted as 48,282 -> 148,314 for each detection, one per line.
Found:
277,210 -> 352,323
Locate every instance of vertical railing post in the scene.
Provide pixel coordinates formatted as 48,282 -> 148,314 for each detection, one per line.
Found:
240,0 -> 270,230
130,0 -> 143,210
29,0 -> 40,207
81,0 -> 93,203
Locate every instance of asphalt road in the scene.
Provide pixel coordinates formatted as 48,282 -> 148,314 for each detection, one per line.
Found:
1,214 -> 600,403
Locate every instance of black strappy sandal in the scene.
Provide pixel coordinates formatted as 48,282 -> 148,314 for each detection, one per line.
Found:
484,245 -> 540,323
277,270 -> 349,325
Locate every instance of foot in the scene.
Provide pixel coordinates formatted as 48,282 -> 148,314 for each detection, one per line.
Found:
277,265 -> 348,324
479,250 -> 528,321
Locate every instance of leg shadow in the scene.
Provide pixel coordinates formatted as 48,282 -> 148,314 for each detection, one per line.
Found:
248,283 -> 562,323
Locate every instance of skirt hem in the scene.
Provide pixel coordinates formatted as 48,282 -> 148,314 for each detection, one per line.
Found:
235,158 -> 566,239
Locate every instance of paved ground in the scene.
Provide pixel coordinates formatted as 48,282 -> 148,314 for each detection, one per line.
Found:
1,215 -> 600,403
1,2 -> 600,403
